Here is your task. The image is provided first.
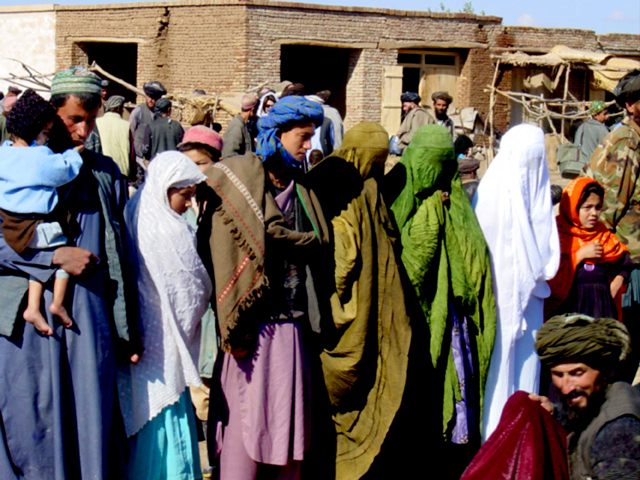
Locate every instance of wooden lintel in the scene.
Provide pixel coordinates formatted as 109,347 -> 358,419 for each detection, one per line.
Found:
274,38 -> 377,49
378,40 -> 487,50
67,37 -> 147,45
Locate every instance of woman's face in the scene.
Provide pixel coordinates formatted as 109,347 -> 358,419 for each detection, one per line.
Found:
168,185 -> 196,214
578,192 -> 603,229
279,122 -> 315,161
183,149 -> 214,173
264,99 -> 275,113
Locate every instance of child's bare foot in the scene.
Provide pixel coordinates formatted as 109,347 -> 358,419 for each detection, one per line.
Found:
23,309 -> 53,336
49,303 -> 73,328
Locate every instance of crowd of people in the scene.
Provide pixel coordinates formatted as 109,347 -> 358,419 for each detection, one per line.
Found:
0,65 -> 638,480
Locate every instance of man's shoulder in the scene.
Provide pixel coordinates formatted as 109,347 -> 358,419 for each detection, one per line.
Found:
593,382 -> 640,430
590,384 -> 640,479
98,112 -> 130,128
604,120 -> 640,146
82,148 -> 121,178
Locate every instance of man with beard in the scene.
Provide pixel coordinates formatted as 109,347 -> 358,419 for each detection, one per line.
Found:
396,91 -> 434,150
532,314 -> 640,480
431,91 -> 455,138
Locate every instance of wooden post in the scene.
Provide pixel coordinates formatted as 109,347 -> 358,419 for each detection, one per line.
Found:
561,63 -> 571,141
89,61 -> 144,97
487,59 -> 500,163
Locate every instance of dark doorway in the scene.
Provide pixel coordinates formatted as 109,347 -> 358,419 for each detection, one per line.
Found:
77,42 -> 138,103
280,45 -> 351,117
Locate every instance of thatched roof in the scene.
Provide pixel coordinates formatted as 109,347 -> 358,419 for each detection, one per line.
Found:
497,45 -> 640,92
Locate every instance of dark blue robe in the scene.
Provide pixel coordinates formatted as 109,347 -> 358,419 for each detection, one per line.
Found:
0,150 -> 131,479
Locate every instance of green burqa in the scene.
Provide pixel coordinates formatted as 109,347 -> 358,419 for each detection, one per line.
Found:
390,124 -> 496,439
316,122 -> 412,479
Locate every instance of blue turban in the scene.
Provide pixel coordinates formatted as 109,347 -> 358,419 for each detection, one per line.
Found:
256,96 -> 323,167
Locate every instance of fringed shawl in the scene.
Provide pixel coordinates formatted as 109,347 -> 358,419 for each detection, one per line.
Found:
205,154 -> 271,354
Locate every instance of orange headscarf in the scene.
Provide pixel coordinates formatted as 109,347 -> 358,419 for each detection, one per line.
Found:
545,177 -> 628,318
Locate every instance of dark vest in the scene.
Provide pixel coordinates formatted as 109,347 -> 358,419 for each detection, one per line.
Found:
568,382 -> 640,480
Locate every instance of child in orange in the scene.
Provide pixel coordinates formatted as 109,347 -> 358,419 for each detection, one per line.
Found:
545,177 -> 630,319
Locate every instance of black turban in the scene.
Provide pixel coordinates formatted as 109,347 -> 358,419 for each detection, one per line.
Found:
401,92 -> 421,104
143,81 -> 167,99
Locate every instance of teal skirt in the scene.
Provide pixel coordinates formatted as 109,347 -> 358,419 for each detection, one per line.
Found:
128,389 -> 202,480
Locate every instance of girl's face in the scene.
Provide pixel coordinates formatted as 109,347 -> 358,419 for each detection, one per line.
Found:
35,121 -> 54,146
578,192 -> 603,229
168,185 -> 196,215
183,148 -> 214,173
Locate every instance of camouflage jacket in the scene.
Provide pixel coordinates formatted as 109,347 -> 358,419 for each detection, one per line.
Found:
584,117 -> 640,261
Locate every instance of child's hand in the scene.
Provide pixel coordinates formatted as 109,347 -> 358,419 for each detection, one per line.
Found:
610,275 -> 625,299
577,241 -> 603,263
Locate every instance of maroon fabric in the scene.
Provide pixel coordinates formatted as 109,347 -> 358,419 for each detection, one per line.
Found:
461,391 -> 569,480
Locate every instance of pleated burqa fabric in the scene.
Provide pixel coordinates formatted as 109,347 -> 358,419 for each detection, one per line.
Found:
315,122 -> 412,479
390,124 -> 496,440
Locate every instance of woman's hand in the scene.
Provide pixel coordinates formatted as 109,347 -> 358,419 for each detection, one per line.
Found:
577,241 -> 602,263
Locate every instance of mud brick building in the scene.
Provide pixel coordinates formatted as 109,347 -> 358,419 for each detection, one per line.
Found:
5,1 -> 640,133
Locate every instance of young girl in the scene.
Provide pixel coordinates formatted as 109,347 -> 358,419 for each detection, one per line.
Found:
119,151 -> 212,480
0,89 -> 82,336
546,176 -> 630,319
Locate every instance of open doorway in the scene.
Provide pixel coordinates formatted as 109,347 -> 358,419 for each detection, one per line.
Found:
76,42 -> 138,104
280,45 -> 352,117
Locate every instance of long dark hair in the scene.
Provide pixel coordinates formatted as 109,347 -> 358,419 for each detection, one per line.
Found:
577,182 -> 604,211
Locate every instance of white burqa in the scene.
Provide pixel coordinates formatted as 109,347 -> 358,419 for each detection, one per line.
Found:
472,124 -> 560,440
119,151 -> 212,437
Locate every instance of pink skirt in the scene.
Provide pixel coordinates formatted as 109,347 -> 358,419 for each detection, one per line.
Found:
213,321 -> 311,479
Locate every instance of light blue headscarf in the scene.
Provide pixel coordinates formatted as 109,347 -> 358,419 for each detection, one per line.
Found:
256,96 -> 323,167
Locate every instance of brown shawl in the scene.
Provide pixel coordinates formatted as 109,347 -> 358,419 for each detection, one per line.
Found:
205,154 -> 319,355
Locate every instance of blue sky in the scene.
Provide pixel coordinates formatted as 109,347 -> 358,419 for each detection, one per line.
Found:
0,0 -> 638,34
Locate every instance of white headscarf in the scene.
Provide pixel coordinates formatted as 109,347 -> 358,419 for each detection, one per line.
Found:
473,124 -> 560,439
119,151 -> 212,437
473,124 -> 559,335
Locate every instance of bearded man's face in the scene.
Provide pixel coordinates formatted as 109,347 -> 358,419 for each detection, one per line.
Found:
551,361 -> 608,421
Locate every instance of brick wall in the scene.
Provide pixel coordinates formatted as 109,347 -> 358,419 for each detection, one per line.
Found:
52,0 -> 640,134
56,1 -> 249,128
488,25 -> 600,51
246,2 -> 501,128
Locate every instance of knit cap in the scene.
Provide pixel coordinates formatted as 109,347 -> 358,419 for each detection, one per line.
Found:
51,67 -> 102,96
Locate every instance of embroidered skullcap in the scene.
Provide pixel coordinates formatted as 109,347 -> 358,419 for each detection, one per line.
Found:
143,81 -> 167,99
104,95 -> 125,112
256,95 -> 323,167
7,86 -> 21,95
154,97 -> 172,114
613,69 -> 640,107
536,313 -> 631,370
51,67 -> 102,96
587,100 -> 606,115
6,89 -> 57,145
179,125 -> 223,152
432,91 -> 453,104
401,92 -> 421,104
241,93 -> 258,111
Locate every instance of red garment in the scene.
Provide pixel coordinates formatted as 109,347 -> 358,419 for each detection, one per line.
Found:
545,177 -> 628,317
461,391 -> 569,480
